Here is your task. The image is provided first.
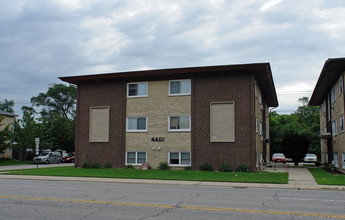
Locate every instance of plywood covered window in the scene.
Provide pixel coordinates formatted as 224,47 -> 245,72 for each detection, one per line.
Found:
89,106 -> 110,142
210,102 -> 235,142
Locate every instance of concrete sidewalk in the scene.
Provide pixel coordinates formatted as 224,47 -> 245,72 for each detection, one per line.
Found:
0,164 -> 344,190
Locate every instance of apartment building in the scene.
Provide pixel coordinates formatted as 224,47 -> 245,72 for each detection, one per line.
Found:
0,111 -> 18,159
309,57 -> 345,171
60,63 -> 278,171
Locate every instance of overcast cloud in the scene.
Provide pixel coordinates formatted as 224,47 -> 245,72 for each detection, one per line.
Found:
1,0 -> 345,115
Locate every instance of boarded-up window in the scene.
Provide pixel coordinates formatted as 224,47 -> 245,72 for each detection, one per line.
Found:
89,106 -> 109,142
210,102 -> 235,142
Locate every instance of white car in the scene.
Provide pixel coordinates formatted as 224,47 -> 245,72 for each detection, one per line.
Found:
304,154 -> 317,163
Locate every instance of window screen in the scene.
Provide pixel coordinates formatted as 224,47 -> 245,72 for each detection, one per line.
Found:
89,107 -> 109,142
210,102 -> 235,142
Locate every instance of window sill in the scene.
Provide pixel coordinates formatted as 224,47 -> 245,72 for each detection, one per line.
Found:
126,130 -> 148,133
168,93 -> 191,97
168,130 -> 191,132
168,164 -> 191,167
127,95 -> 148,98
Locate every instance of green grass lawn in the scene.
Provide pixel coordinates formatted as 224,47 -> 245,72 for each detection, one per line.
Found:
4,166 -> 288,184
308,168 -> 345,186
0,160 -> 33,166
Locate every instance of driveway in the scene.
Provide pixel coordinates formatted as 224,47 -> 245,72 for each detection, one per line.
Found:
266,162 -> 319,189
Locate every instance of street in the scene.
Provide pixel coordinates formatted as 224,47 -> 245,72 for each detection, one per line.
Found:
0,178 -> 344,219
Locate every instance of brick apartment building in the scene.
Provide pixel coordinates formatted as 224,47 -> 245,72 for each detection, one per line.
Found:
60,63 -> 278,171
309,57 -> 345,171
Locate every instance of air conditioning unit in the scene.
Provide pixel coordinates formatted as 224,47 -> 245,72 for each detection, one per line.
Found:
320,132 -> 331,139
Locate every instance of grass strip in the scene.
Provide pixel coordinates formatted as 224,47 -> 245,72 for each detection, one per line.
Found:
0,160 -> 33,166
4,166 -> 288,184
308,168 -> 345,186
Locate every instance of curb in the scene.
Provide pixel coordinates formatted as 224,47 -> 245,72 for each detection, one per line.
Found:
0,174 -> 344,190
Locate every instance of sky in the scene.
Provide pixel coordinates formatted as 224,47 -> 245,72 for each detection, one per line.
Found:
1,0 -> 345,116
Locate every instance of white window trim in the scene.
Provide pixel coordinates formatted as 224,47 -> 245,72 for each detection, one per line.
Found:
126,117 -> 148,132
168,152 -> 191,166
169,79 -> 191,96
125,151 -> 147,165
168,115 -> 191,131
331,87 -> 336,103
127,82 -> 148,98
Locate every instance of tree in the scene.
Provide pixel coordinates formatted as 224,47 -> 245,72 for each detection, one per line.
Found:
30,83 -> 76,153
11,106 -> 41,161
282,133 -> 309,166
0,99 -> 15,113
31,83 -> 77,119
270,96 -> 320,160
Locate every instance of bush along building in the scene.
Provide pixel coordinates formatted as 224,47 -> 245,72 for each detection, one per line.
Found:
60,63 -> 278,171
309,57 -> 345,171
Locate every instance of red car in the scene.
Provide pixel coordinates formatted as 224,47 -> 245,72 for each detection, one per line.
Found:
272,153 -> 286,164
62,153 -> 75,163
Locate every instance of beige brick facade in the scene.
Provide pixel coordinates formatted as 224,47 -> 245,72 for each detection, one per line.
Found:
0,112 -> 16,159
254,80 -> 269,168
126,80 -> 191,168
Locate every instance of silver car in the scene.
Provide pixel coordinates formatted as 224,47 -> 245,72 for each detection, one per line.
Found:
304,153 -> 317,163
33,152 -> 62,164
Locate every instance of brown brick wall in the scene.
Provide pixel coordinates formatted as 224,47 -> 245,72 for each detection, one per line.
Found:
75,80 -> 126,168
191,73 -> 255,171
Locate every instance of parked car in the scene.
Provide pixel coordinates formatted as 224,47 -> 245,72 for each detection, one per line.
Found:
33,152 -> 62,164
272,153 -> 286,164
62,153 -> 75,163
304,153 -> 317,163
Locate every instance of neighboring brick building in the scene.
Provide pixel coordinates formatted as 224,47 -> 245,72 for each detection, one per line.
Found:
309,57 -> 345,171
0,111 -> 18,159
60,63 -> 278,171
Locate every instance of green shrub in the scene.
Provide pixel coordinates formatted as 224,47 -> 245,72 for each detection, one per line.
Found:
125,165 -> 134,169
90,163 -> 102,169
236,164 -> 249,173
82,162 -> 91,169
219,162 -> 232,172
158,161 -> 170,170
184,166 -> 192,171
200,163 -> 213,171
104,163 -> 112,169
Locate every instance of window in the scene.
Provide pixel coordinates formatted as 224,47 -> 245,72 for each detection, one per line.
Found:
339,77 -> 343,95
332,120 -> 337,136
89,107 -> 109,142
169,152 -> 190,166
169,116 -> 191,131
127,117 -> 147,132
259,121 -> 263,136
210,102 -> 235,142
126,152 -> 147,165
340,115 -> 344,132
333,152 -> 339,168
342,153 -> 345,169
255,117 -> 258,133
169,79 -> 191,95
331,87 -> 336,103
323,99 -> 326,113
127,82 -> 147,97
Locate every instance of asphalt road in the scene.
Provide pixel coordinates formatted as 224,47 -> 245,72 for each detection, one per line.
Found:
0,178 -> 344,219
